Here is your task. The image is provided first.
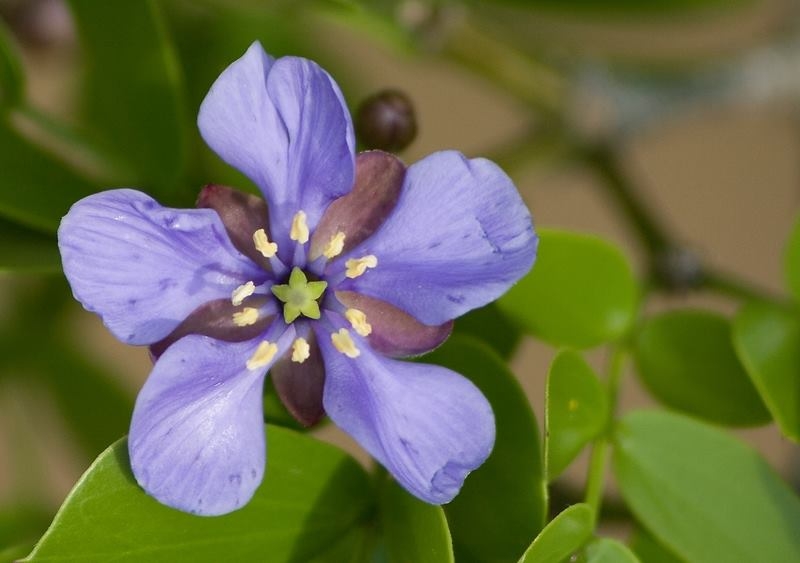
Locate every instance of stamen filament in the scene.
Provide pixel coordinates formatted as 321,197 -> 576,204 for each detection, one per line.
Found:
231,281 -> 256,306
345,255 -> 378,279
232,307 -> 259,327
291,337 -> 310,363
246,340 -> 278,370
345,308 -> 372,337
331,328 -> 360,358
323,232 -> 346,259
290,211 -> 309,244
253,228 -> 278,258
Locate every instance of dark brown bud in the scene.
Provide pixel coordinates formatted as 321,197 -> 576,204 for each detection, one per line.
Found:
355,89 -> 417,152
652,246 -> 704,292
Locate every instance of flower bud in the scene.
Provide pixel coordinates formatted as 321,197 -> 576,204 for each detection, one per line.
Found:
355,89 -> 417,152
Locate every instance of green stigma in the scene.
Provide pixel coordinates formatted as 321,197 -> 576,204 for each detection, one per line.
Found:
271,267 -> 328,324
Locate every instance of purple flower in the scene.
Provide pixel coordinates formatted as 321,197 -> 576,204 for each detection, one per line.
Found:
57,42 -> 537,516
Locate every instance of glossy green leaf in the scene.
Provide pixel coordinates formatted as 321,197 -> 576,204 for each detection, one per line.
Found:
455,303 -> 521,359
380,478 -> 453,563
518,503 -> 593,563
546,350 -> 608,480
67,0 -> 188,199
629,527 -> 683,563
613,410 -> 800,563
0,121 -> 94,232
582,538 -> 640,563
25,426 -> 373,562
785,215 -> 800,303
0,18 -> 24,109
733,302 -> 800,442
499,229 -> 638,348
634,309 -> 769,426
0,218 -> 60,273
426,335 -> 546,563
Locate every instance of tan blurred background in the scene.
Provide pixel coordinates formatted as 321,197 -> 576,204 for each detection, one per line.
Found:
1,0 -> 798,529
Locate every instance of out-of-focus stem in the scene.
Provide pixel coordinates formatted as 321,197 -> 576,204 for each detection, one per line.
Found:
583,346 -> 626,524
441,18 -> 565,116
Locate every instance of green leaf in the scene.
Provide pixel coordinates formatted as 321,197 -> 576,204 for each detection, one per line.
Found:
499,229 -> 638,348
380,478 -> 453,563
0,121 -> 95,232
25,427 -> 373,562
425,335 -> 546,563
517,503 -> 593,563
629,528 -> 683,563
733,302 -> 800,442
785,215 -> 800,303
454,303 -> 521,359
0,18 -> 24,109
0,218 -> 60,273
613,410 -> 800,563
582,538 -> 640,563
634,309 -> 769,426
67,0 -> 188,199
545,350 -> 608,480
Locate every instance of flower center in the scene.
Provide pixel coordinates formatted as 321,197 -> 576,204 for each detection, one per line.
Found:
270,267 -> 328,324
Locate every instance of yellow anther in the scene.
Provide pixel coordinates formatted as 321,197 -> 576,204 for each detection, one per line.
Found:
345,308 -> 372,337
232,307 -> 259,327
231,281 -> 256,306
323,232 -> 346,259
331,328 -> 360,358
246,340 -> 278,370
290,210 -> 309,244
345,255 -> 378,279
253,228 -> 278,258
291,337 -> 310,363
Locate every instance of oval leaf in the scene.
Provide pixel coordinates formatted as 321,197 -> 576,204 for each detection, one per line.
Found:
613,410 -> 800,563
733,302 -> 800,442
380,478 -> 453,563
499,229 -> 638,348
634,309 -> 769,426
546,350 -> 608,480
25,426 -> 372,562
518,503 -> 593,563
785,215 -> 800,303
583,538 -> 640,563
425,335 -> 546,563
629,527 -> 683,563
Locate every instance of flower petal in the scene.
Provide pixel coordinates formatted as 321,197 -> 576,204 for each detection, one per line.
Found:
335,290 -> 452,358
129,333 -> 288,516
340,151 -> 537,325
149,296 -> 277,360
196,184 -> 271,270
270,329 -> 326,427
316,318 -> 494,504
58,189 -> 264,345
198,42 -> 355,255
310,151 -> 404,261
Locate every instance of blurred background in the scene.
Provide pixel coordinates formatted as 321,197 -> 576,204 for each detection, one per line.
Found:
0,0 -> 799,549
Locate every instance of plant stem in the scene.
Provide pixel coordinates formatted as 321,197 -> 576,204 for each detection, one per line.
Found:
581,142 -> 671,256
583,345 -> 627,524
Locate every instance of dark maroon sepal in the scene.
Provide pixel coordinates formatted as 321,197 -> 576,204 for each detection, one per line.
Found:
335,291 -> 453,358
310,151 -> 405,260
149,297 -> 273,360
197,184 -> 271,269
270,333 -> 326,427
